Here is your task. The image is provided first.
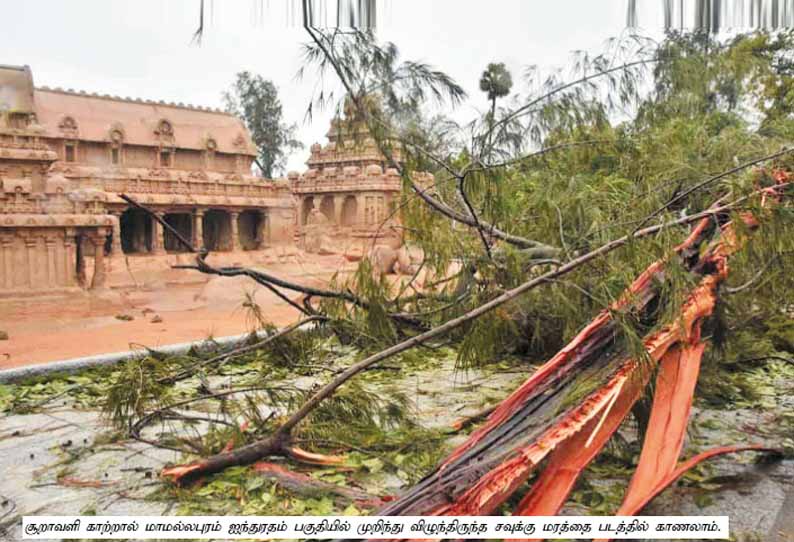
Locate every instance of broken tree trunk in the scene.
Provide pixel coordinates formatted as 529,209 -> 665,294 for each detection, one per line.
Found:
365,183 -> 788,527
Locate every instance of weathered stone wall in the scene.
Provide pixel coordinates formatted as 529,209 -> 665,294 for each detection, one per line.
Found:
0,224 -> 110,295
0,65 -> 437,296
289,134 -> 424,255
267,206 -> 297,245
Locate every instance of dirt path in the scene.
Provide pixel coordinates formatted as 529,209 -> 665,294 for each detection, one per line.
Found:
0,253 -> 352,368
0,284 -> 303,368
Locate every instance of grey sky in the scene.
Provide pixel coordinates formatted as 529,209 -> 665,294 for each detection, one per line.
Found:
1,1 -> 655,172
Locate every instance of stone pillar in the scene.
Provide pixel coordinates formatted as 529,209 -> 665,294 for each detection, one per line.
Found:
63,229 -> 77,287
109,212 -> 122,256
230,211 -> 240,251
152,213 -> 166,254
300,197 -> 310,226
333,195 -> 345,226
24,234 -> 38,289
356,195 -> 367,226
194,209 -> 204,250
256,211 -> 269,250
45,235 -> 57,287
1,234 -> 14,290
90,231 -> 107,290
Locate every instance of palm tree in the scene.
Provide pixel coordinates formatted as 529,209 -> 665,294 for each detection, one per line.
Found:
479,63 -> 513,103
479,63 -> 513,157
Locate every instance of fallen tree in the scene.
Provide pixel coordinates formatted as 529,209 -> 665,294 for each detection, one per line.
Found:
373,183 -> 790,522
98,21 -> 794,524
139,180 -> 787,488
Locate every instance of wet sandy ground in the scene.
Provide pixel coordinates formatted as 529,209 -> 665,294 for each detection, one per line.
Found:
0,253 -> 350,368
0,359 -> 528,541
0,285 -> 301,368
0,355 -> 791,542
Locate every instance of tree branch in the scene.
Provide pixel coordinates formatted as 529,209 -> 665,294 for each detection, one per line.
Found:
302,28 -> 559,253
633,147 -> 793,232
160,185 -> 784,484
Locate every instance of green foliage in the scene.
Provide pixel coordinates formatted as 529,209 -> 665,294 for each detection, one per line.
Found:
319,261 -> 399,351
479,62 -> 513,101
300,29 -> 466,124
223,71 -> 303,177
104,356 -> 179,430
0,370 -> 113,414
456,309 -> 520,371
257,323 -> 326,369
296,380 -> 413,444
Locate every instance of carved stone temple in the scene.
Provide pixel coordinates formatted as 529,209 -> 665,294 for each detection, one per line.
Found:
289,117 -> 404,254
0,64 -> 411,296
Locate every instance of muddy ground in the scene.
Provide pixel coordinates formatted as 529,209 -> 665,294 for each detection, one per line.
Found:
0,250 -> 353,367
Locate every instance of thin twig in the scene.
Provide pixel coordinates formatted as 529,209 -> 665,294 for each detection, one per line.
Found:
724,256 -> 778,294
159,316 -> 325,384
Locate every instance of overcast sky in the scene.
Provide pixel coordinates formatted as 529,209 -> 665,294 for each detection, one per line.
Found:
1,0 -> 661,172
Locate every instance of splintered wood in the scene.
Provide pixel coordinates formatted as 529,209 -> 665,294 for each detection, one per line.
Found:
373,183 -> 788,540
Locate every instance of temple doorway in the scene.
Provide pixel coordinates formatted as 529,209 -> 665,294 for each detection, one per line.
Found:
75,234 -> 86,286
120,208 -> 152,254
203,209 -> 232,251
301,198 -> 315,225
320,195 -> 336,224
341,195 -> 358,227
238,210 -> 262,250
163,213 -> 193,252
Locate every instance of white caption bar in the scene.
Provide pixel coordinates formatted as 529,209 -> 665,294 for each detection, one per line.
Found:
23,515 -> 729,539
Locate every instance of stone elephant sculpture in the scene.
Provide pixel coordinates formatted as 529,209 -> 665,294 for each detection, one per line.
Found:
368,245 -> 415,276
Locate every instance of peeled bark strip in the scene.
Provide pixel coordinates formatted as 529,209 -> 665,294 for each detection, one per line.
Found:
592,444 -> 783,542
370,189 -> 787,526
436,216 -> 715,473
429,275 -> 719,517
616,342 -> 705,515
511,345 -> 688,519
284,446 -> 347,466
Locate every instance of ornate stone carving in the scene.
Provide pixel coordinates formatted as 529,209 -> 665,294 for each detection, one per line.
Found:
58,116 -> 79,137
232,133 -> 246,150
147,168 -> 171,179
109,128 -> 124,143
155,119 -> 174,138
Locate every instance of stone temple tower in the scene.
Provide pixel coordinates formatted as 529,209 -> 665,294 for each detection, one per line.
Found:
290,110 -> 417,254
